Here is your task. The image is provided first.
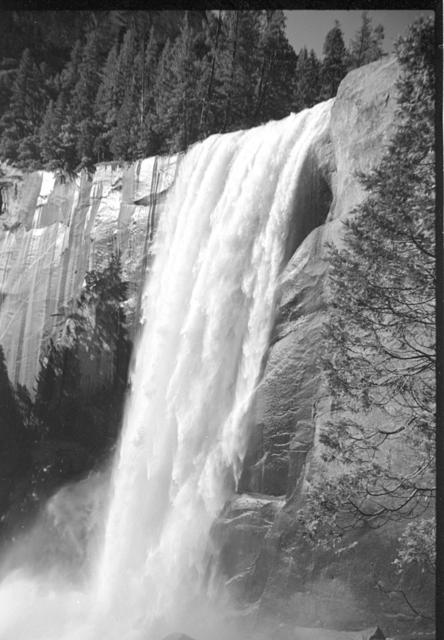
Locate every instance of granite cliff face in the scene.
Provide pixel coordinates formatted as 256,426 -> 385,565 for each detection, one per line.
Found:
217,57 -> 434,637
0,58 -> 432,635
240,56 -> 401,498
0,156 -> 179,392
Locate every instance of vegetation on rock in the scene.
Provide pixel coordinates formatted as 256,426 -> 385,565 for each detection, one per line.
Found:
299,17 -> 435,584
0,10 -> 385,173
0,255 -> 130,543
320,20 -> 348,99
346,11 -> 385,70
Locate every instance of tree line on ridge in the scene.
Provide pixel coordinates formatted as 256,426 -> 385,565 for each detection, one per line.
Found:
0,10 -> 385,174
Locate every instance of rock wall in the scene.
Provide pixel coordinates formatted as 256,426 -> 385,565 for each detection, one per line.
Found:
218,58 -> 434,638
241,56 -> 400,498
0,155 -> 179,393
0,58 -> 397,400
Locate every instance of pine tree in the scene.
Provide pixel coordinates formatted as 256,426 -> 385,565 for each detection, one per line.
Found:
94,43 -> 120,161
60,39 -> 83,96
197,10 -> 223,138
0,48 -> 46,167
136,27 -> 161,158
194,11 -> 236,137
130,42 -> 148,160
68,24 -> 115,169
320,20 -> 347,99
149,38 -> 173,154
49,39 -> 84,172
71,253 -> 129,390
68,33 -> 100,168
0,58 -> 17,117
108,27 -> 148,161
220,10 -> 263,132
347,11 -> 385,70
110,82 -> 139,160
33,339 -> 66,438
253,10 -> 297,124
40,98 -> 58,167
154,14 -> 202,153
39,89 -> 78,175
33,254 -> 130,448
299,18 -> 435,578
292,47 -> 321,112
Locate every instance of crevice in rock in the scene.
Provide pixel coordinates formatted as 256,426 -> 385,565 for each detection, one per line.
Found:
283,148 -> 333,266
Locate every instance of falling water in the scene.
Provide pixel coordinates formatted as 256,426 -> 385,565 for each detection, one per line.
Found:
0,101 -> 332,640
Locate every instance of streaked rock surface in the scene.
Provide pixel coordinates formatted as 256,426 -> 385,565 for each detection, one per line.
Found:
0,156 -> 178,392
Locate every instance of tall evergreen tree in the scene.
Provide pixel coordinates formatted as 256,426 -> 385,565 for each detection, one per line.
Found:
220,10 -> 262,132
197,11 -> 223,138
108,27 -> 150,161
299,18 -> 435,580
0,48 -> 46,168
320,20 -> 347,99
149,38 -> 173,153
110,82 -> 140,160
33,339 -> 68,438
39,97 -> 64,169
79,253 -> 130,393
0,57 -> 17,117
114,27 -> 137,109
68,24 -> 115,169
60,40 -> 83,97
34,254 -> 130,449
292,47 -> 321,112
347,11 -> 385,70
154,14 -> 202,152
51,40 -> 84,172
253,10 -> 297,124
94,43 -> 119,162
136,27 -> 162,157
68,32 -> 101,168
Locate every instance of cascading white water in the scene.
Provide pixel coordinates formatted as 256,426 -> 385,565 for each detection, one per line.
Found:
0,100 -> 332,640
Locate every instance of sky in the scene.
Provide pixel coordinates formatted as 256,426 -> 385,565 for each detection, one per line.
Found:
284,10 -> 434,56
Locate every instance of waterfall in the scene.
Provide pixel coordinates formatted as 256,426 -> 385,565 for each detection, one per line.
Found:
0,100 -> 332,640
